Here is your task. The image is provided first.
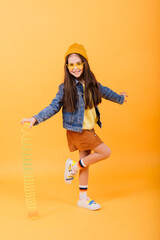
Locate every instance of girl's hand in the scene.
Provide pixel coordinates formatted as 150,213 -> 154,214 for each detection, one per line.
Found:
21,117 -> 37,128
120,92 -> 128,102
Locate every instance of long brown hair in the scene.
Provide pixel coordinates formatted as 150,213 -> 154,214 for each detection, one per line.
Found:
63,54 -> 102,112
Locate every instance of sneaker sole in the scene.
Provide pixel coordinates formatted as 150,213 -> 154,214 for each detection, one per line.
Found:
77,200 -> 101,210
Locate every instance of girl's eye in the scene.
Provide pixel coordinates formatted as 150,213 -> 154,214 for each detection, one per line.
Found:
69,63 -> 74,67
77,62 -> 82,65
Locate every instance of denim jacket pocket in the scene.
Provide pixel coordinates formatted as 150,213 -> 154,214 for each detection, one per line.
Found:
63,112 -> 74,124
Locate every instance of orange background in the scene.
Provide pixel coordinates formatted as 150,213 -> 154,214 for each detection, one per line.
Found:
0,0 -> 159,239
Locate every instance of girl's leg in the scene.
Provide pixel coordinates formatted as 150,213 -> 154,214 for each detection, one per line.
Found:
82,143 -> 111,167
78,150 -> 91,200
72,143 -> 111,172
79,150 -> 91,185
76,149 -> 102,210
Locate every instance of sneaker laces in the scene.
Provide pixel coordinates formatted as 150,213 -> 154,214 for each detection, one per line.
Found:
68,164 -> 77,176
70,165 -> 78,175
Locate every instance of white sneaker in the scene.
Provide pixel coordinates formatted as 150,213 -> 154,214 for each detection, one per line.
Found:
77,197 -> 101,210
64,159 -> 77,184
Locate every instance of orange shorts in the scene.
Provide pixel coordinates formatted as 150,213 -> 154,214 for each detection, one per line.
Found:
66,129 -> 103,152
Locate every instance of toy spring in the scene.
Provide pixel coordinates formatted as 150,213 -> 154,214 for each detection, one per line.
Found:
21,122 -> 39,219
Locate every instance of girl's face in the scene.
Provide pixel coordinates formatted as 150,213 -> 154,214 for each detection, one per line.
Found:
67,54 -> 84,78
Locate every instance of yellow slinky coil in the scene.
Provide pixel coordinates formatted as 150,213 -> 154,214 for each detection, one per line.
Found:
21,122 -> 39,220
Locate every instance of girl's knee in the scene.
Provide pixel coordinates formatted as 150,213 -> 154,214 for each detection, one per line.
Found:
103,146 -> 111,159
93,143 -> 111,159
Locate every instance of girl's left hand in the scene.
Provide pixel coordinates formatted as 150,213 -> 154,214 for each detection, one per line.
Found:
120,92 -> 128,102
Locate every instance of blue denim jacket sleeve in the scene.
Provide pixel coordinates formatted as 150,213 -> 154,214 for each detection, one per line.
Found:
98,82 -> 124,104
33,84 -> 64,125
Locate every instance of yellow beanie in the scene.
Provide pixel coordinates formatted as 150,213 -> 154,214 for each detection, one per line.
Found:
65,43 -> 88,61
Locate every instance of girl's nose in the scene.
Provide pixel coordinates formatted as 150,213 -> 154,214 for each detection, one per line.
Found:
73,65 -> 78,70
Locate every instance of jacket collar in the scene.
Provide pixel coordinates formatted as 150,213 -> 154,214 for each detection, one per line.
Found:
74,78 -> 83,86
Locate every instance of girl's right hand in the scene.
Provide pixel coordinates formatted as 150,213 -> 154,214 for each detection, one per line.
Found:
21,117 -> 37,128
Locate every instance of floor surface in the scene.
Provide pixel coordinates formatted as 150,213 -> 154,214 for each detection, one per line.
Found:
0,160 -> 159,240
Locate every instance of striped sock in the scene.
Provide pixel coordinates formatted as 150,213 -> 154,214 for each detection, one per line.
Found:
79,185 -> 88,200
72,158 -> 86,172
78,158 -> 86,168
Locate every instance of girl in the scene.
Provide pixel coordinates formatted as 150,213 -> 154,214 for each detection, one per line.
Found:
21,43 -> 128,211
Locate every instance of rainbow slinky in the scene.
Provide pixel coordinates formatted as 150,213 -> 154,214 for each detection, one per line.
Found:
21,122 -> 39,219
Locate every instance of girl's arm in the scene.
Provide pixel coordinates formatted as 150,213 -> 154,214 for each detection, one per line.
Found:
32,83 -> 64,126
98,82 -> 126,104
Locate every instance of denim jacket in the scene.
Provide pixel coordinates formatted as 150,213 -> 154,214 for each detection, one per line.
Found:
33,79 -> 124,132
